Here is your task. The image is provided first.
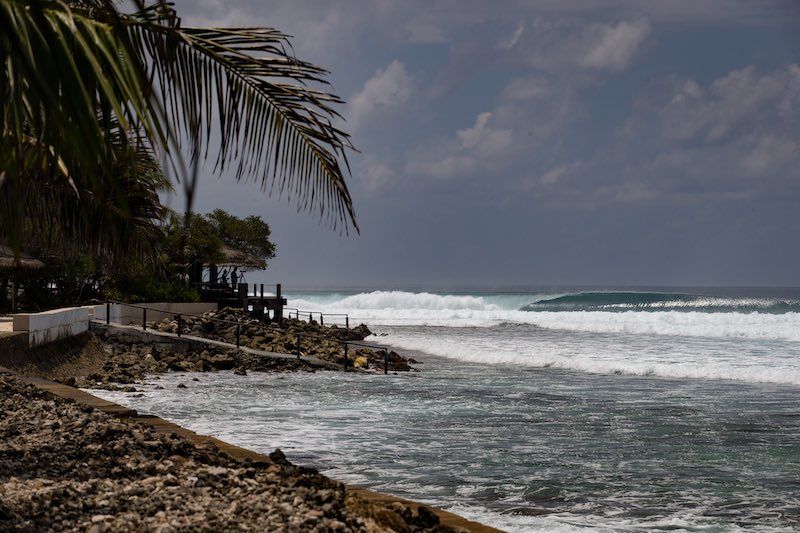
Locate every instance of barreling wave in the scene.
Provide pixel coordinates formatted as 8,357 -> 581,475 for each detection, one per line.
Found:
523,291 -> 800,313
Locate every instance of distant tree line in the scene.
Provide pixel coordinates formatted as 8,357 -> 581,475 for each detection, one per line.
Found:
0,0 -> 356,310
1,209 -> 276,310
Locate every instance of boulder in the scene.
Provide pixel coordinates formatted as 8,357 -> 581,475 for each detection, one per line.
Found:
208,353 -> 236,370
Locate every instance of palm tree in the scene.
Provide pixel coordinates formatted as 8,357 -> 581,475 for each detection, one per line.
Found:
0,0 -> 357,254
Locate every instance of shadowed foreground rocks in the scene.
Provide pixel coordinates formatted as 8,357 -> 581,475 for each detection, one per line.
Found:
0,373 -> 452,532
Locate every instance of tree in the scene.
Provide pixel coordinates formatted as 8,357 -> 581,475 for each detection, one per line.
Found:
1,0 -> 358,257
207,209 -> 276,266
162,209 -> 276,277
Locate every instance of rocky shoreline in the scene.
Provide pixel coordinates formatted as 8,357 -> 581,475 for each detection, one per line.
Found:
3,307 -> 419,393
0,371 -> 451,532
147,308 -> 419,372
0,310 -> 471,532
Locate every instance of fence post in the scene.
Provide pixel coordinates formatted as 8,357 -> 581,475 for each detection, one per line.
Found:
343,343 -> 348,371
309,312 -> 313,323
320,314 -> 324,326
106,301 -> 110,325
275,283 -> 283,324
346,316 -> 349,329
296,336 -> 301,360
176,315 -> 182,337
236,324 -> 241,348
383,351 -> 388,375
142,308 -> 147,331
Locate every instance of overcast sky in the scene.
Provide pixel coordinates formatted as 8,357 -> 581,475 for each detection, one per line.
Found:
167,0 -> 800,289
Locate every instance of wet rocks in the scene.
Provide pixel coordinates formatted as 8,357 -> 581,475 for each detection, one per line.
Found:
208,353 -> 236,370
62,336 -> 310,391
149,308 -> 415,373
0,373 -> 450,532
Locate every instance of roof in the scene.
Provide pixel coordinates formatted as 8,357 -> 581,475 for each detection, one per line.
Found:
0,245 -> 45,270
212,244 -> 267,270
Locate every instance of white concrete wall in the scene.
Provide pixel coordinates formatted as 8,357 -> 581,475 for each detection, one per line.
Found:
12,307 -> 90,347
92,302 -> 218,325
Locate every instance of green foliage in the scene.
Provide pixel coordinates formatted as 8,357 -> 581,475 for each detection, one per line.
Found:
164,209 -> 276,268
163,213 -> 224,266
207,209 -> 277,264
1,0 -> 357,252
105,276 -> 199,304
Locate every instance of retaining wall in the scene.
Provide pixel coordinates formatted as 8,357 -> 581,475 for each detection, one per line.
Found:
12,307 -> 90,347
91,302 -> 218,326
9,302 -> 218,348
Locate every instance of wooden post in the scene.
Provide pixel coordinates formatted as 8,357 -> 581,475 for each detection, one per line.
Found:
320,314 -> 324,326
260,284 -> 264,298
275,283 -> 283,323
106,301 -> 110,325
346,316 -> 349,329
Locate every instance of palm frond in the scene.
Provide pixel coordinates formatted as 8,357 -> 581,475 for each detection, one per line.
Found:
1,0 -> 358,249
0,0 -> 165,183
122,6 -> 358,232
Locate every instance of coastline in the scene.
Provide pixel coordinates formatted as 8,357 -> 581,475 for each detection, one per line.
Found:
0,312 -> 499,532
1,366 -> 498,532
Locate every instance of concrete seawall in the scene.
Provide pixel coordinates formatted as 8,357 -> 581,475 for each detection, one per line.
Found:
7,302 -> 219,351
12,307 -> 90,347
92,302 -> 218,326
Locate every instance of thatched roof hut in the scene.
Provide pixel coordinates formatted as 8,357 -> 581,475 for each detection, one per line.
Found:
0,245 -> 45,270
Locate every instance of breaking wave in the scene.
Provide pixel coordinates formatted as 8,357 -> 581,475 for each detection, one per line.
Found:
288,290 -> 800,342
523,291 -> 800,313
375,330 -> 800,385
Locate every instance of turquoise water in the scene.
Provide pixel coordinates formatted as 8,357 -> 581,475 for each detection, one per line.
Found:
96,288 -> 800,531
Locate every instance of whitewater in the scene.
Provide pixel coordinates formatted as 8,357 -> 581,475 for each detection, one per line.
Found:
95,287 -> 800,531
287,288 -> 800,386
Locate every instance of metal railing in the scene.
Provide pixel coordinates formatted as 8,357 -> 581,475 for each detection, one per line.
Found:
101,301 -> 396,374
282,307 -> 350,328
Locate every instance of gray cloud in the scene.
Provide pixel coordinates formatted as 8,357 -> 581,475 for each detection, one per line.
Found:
349,60 -> 414,129
579,20 -> 651,70
168,0 -> 800,286
532,64 -> 800,206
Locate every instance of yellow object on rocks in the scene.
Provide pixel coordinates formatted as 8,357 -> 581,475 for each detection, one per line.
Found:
354,356 -> 368,368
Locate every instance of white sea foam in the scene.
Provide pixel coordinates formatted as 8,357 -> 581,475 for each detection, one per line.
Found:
376,331 -> 800,385
443,504 -> 759,533
516,310 -> 800,342
288,291 -> 800,342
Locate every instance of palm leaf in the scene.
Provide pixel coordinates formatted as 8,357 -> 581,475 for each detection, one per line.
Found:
122,5 -> 358,232
0,0 -> 165,182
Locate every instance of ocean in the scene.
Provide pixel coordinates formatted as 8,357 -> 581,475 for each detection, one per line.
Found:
96,287 -> 800,531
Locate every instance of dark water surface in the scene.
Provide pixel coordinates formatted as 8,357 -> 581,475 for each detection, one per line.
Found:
96,354 -> 800,531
